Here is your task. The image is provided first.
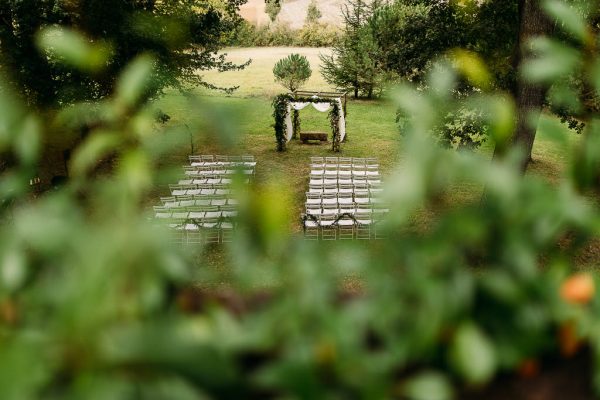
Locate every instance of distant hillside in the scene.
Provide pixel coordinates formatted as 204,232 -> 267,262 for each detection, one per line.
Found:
239,0 -> 346,29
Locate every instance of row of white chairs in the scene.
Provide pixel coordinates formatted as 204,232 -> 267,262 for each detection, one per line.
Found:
159,196 -> 238,208
168,227 -> 233,245
183,166 -> 255,176
303,213 -> 386,240
177,178 -> 251,185
155,203 -> 237,215
310,156 -> 378,167
308,183 -> 383,194
306,205 -> 389,215
156,211 -> 237,244
306,192 -> 383,203
309,168 -> 379,177
170,188 -> 232,196
189,154 -> 256,167
156,213 -> 237,223
309,176 -> 380,184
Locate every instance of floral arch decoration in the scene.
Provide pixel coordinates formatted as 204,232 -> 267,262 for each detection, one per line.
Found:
273,90 -> 347,152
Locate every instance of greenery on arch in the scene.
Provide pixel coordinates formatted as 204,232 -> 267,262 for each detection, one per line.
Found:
272,93 -> 344,152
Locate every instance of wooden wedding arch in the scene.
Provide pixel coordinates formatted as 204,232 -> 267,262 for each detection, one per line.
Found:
273,90 -> 347,152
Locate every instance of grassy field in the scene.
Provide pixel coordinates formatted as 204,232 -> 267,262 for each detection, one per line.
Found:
155,47 -> 589,255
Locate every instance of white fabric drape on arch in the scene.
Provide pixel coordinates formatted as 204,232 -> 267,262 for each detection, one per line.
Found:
284,101 -> 345,143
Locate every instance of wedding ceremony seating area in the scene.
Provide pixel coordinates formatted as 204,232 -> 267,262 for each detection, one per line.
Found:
302,156 -> 389,240
153,155 -> 256,244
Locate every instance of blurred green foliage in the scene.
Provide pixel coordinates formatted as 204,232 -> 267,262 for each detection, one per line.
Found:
2,1 -> 600,399
0,0 -> 247,108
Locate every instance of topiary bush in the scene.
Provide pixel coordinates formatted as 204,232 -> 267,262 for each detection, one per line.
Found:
272,53 -> 312,92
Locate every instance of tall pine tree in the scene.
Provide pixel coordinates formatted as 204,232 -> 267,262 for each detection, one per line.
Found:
320,0 -> 386,98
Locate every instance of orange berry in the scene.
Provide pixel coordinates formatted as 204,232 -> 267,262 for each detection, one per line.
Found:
558,322 -> 581,358
560,273 -> 595,305
517,358 -> 540,378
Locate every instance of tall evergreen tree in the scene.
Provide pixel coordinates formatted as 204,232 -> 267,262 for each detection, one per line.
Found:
320,0 -> 386,98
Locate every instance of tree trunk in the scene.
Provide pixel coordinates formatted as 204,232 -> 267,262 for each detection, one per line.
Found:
354,85 -> 359,99
500,0 -> 554,172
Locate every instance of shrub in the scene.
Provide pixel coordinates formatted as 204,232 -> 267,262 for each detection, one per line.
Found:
228,21 -> 340,47
297,23 -> 341,47
438,106 -> 488,150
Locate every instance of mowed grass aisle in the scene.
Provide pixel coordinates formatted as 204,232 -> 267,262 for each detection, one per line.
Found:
155,47 -> 584,240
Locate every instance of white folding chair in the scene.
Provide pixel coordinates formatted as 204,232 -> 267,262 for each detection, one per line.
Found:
338,157 -> 352,168
352,166 -> 367,178
323,175 -> 337,185
338,176 -> 353,185
323,184 -> 338,194
154,207 -> 172,220
322,193 -> 337,206
354,183 -> 369,194
321,204 -> 339,216
325,157 -> 339,167
339,204 -> 355,215
338,193 -> 354,206
354,192 -> 370,205
355,212 -> 372,240
306,192 -> 321,206
220,221 -> 235,243
304,216 -> 320,240
352,158 -> 366,168
338,165 -> 352,178
242,155 -> 256,167
221,204 -> 238,218
185,223 -> 202,244
309,183 -> 324,194
201,155 -> 216,165
310,156 -> 324,168
337,214 -> 355,240
310,165 -> 324,176
201,217 -> 220,244
306,205 -> 322,216
189,155 -> 203,166
320,214 -> 337,240
373,214 -> 387,240
169,184 -> 187,196
324,165 -> 338,178
310,174 -> 324,185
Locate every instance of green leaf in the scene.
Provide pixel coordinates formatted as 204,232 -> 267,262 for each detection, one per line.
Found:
449,322 -> 497,385
116,55 -> 155,107
36,27 -> 111,72
402,371 -> 454,400
70,132 -> 122,177
1,248 -> 27,293
543,0 -> 587,42
13,115 -> 40,166
522,38 -> 580,83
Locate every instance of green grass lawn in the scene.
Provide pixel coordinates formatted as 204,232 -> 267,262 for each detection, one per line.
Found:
153,47 -> 597,266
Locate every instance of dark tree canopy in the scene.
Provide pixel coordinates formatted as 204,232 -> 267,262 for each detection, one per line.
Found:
0,0 -> 247,108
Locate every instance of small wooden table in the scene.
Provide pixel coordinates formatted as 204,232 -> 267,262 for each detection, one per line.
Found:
300,131 -> 328,143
